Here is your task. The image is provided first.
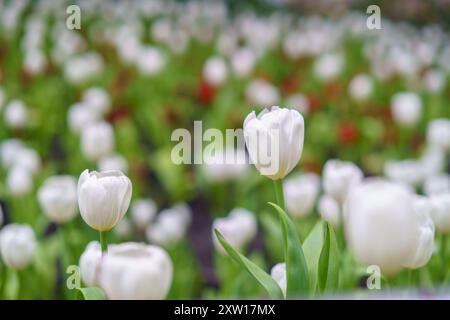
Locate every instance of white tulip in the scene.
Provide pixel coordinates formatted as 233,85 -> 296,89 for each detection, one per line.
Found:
0,224 -> 36,270
63,53 -> 103,84
270,263 -> 286,298
99,242 -> 173,300
283,173 -> 320,218
429,194 -> 450,233
318,194 -> 340,227
38,175 -> 78,224
67,102 -> 100,134
391,92 -> 422,127
231,48 -> 256,78
77,170 -> 132,232
7,165 -> 33,196
136,46 -> 165,76
131,199 -> 157,229
15,148 -> 41,175
4,100 -> 28,129
212,208 -> 257,254
313,52 -> 344,82
245,79 -> 280,107
423,175 -> 450,197
81,122 -> 115,161
79,241 -> 102,286
384,159 -> 424,188
82,87 -> 111,116
0,139 -> 24,169
419,146 -> 446,177
286,93 -> 310,115
23,49 -> 46,75
243,107 -> 304,180
203,56 -> 228,86
344,179 -> 435,276
146,204 -> 191,247
348,73 -> 373,101
97,154 -> 128,173
322,159 -> 363,204
422,69 -> 446,93
426,118 -> 450,152
203,148 -> 249,182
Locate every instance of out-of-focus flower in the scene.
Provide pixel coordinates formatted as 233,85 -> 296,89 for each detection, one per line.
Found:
4,100 -> 28,129
15,148 -> 41,175
230,48 -> 256,78
82,87 -> 111,117
79,241 -> 102,286
384,159 -> 423,188
7,165 -> 33,196
67,102 -> 100,134
422,69 -> 446,94
136,46 -> 165,76
98,154 -> 128,173
23,49 -> 46,75
146,203 -> 191,247
243,107 -> 304,180
77,170 -> 132,232
131,199 -> 157,229
313,52 -> 344,82
0,224 -> 36,270
203,148 -> 249,182
81,122 -> 115,161
429,194 -> 450,233
286,93 -> 309,115
63,52 -> 103,84
203,56 -> 228,87
323,159 -> 363,204
348,73 -> 373,101
213,208 -> 257,253
0,139 -> 23,169
283,173 -> 320,218
114,218 -> 132,238
270,262 -> 286,297
426,118 -> 450,152
344,179 -> 435,276
423,174 -> 450,197
390,92 -> 422,127
318,194 -> 340,227
245,79 -> 280,107
38,175 -> 78,224
99,242 -> 173,300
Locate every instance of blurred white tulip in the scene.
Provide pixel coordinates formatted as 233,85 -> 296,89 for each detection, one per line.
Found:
0,224 -> 36,270
391,92 -> 422,127
313,52 -> 344,82
286,93 -> 309,115
131,199 -> 157,229
203,56 -> 228,86
203,148 -> 249,182
348,73 -> 373,101
77,170 -> 132,231
136,46 -> 165,76
0,139 -> 24,169
7,165 -> 33,196
82,87 -> 111,116
97,154 -> 128,173
323,159 -> 363,204
244,107 -> 304,180
79,241 -> 102,286
81,122 -> 115,161
270,262 -> 286,297
245,79 -> 280,107
423,174 -> 450,197
4,100 -> 28,129
283,173 -> 320,218
230,48 -> 256,78
38,175 -> 77,224
67,102 -> 100,134
429,194 -> 450,233
318,194 -> 340,227
426,118 -> 450,152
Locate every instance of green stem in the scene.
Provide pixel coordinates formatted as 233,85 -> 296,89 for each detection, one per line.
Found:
99,231 -> 107,253
442,234 -> 448,280
273,179 -> 285,211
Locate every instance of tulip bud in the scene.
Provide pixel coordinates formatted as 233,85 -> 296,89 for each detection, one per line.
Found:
429,194 -> 450,233
348,73 -> 373,101
318,194 -> 340,227
423,174 -> 450,197
99,242 -> 173,299
146,204 -> 191,247
212,208 -> 257,253
4,100 -> 28,129
0,224 -> 37,270
270,263 -> 286,298
391,92 -> 422,127
426,118 -> 450,152
131,199 -> 157,229
82,87 -> 111,117
243,107 -> 304,180
97,154 -> 128,173
7,165 -> 33,196
79,241 -> 102,286
344,179 -> 435,276
77,170 -> 132,232
203,56 -> 228,87
38,175 -> 78,224
81,122 -> 115,161
323,159 -> 363,204
283,173 -> 320,218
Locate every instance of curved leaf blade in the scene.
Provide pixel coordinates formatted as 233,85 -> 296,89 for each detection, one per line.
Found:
268,202 -> 309,298
318,222 -> 340,293
302,221 -> 325,294
77,287 -> 106,300
214,229 -> 284,300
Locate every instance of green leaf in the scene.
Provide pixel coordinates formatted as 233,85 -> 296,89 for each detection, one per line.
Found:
318,222 -> 340,293
302,221 -> 325,294
77,287 -> 107,300
268,202 -> 309,298
214,229 -> 284,300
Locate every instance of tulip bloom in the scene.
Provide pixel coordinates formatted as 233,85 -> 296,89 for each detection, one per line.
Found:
243,107 -> 304,180
283,173 -> 320,218
0,224 -> 37,270
344,179 -> 435,276
323,159 -> 363,204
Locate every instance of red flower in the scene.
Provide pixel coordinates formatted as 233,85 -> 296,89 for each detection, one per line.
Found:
197,80 -> 216,105
339,121 -> 358,143
282,75 -> 299,95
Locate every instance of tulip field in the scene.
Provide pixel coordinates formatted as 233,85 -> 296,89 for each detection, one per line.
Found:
0,0 -> 449,301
